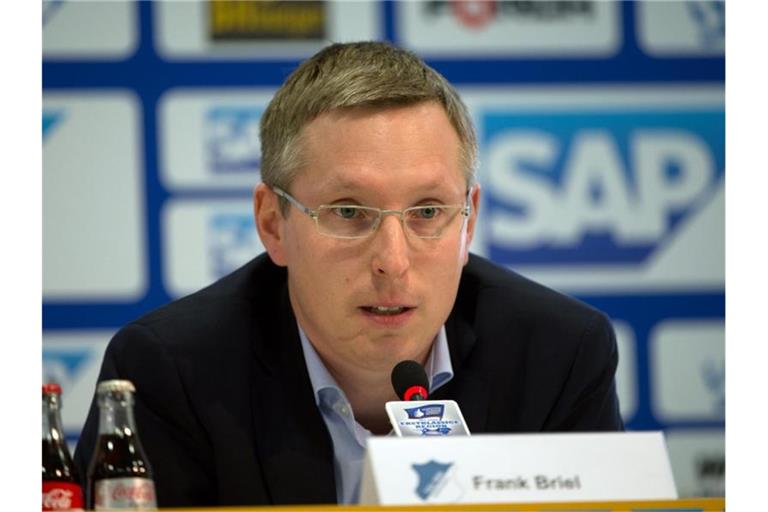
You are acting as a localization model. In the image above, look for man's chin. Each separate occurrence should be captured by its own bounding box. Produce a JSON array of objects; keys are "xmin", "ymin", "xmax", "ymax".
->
[{"xmin": 363, "ymin": 339, "xmax": 431, "ymax": 368}]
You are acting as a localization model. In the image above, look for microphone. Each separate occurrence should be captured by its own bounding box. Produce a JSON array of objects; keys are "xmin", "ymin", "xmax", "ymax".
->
[
  {"xmin": 386, "ymin": 360, "xmax": 471, "ymax": 437},
  {"xmin": 391, "ymin": 360, "xmax": 429, "ymax": 401}
]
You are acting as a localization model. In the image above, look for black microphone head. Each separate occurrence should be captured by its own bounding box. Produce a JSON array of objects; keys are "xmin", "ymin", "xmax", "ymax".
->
[{"xmin": 391, "ymin": 360, "xmax": 429, "ymax": 401}]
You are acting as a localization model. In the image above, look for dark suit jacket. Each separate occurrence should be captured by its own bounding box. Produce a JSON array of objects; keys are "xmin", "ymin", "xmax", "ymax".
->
[{"xmin": 73, "ymin": 253, "xmax": 623, "ymax": 508}]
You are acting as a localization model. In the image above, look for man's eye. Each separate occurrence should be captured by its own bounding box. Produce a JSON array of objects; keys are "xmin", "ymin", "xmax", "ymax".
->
[
  {"xmin": 417, "ymin": 207, "xmax": 439, "ymax": 219},
  {"xmin": 333, "ymin": 207, "xmax": 360, "ymax": 219}
]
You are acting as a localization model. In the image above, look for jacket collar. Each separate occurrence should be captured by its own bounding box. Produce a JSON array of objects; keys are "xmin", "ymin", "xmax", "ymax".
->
[
  {"xmin": 432, "ymin": 264, "xmax": 491, "ymax": 433},
  {"xmin": 249, "ymin": 279, "xmax": 337, "ymax": 504}
]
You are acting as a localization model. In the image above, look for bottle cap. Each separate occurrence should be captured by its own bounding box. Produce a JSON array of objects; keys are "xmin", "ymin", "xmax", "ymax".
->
[
  {"xmin": 96, "ymin": 379, "xmax": 136, "ymax": 394},
  {"xmin": 42, "ymin": 383, "xmax": 62, "ymax": 395}
]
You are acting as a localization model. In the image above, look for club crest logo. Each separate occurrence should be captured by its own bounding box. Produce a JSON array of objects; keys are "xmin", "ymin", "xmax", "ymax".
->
[{"xmin": 411, "ymin": 460, "xmax": 464, "ymax": 502}]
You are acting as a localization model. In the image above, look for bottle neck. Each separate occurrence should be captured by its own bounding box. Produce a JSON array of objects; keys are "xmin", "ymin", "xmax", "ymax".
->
[
  {"xmin": 97, "ymin": 390, "xmax": 138, "ymax": 437},
  {"xmin": 43, "ymin": 393, "xmax": 65, "ymax": 444}
]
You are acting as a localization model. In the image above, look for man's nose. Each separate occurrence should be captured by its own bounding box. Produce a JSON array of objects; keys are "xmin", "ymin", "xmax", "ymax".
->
[{"xmin": 370, "ymin": 213, "xmax": 411, "ymax": 278}]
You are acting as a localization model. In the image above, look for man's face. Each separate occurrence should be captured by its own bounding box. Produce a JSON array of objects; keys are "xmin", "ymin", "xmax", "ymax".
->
[{"xmin": 257, "ymin": 102, "xmax": 479, "ymax": 376}]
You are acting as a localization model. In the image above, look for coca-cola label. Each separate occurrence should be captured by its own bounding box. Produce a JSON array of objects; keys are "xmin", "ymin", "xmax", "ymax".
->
[
  {"xmin": 42, "ymin": 481, "xmax": 84, "ymax": 510},
  {"xmin": 94, "ymin": 478, "xmax": 156, "ymax": 510}
]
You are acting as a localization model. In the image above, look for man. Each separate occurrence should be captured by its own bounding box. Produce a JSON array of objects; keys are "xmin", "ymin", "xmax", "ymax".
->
[{"xmin": 74, "ymin": 41, "xmax": 623, "ymax": 508}]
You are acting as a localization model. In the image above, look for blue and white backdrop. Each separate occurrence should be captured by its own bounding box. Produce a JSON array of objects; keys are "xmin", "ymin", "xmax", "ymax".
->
[{"xmin": 42, "ymin": 0, "xmax": 725, "ymax": 497}]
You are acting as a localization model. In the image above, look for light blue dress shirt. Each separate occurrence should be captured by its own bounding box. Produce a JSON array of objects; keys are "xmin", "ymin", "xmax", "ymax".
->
[{"xmin": 298, "ymin": 325, "xmax": 454, "ymax": 504}]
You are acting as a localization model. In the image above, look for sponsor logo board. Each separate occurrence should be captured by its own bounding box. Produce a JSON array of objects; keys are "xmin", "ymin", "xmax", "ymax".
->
[
  {"xmin": 209, "ymin": 0, "xmax": 327, "ymax": 41},
  {"xmin": 159, "ymin": 89, "xmax": 275, "ymax": 190},
  {"xmin": 636, "ymin": 0, "xmax": 725, "ymax": 57},
  {"xmin": 43, "ymin": 0, "xmax": 137, "ymax": 59},
  {"xmin": 397, "ymin": 0, "xmax": 620, "ymax": 57},
  {"xmin": 650, "ymin": 320, "xmax": 724, "ymax": 422},
  {"xmin": 155, "ymin": 1, "xmax": 379, "ymax": 59},
  {"xmin": 162, "ymin": 199, "xmax": 264, "ymax": 297},
  {"xmin": 462, "ymin": 87, "xmax": 724, "ymax": 293},
  {"xmin": 43, "ymin": 93, "xmax": 146, "ymax": 300}
]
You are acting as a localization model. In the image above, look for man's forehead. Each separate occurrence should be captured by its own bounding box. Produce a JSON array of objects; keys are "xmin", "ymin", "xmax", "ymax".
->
[
  {"xmin": 313, "ymin": 101, "xmax": 443, "ymax": 123},
  {"xmin": 318, "ymin": 173, "xmax": 463, "ymax": 195},
  {"xmin": 291, "ymin": 102, "xmax": 466, "ymax": 197},
  {"xmin": 286, "ymin": 165, "xmax": 467, "ymax": 204}
]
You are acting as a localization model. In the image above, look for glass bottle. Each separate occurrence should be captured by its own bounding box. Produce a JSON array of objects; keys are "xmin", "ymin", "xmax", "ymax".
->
[
  {"xmin": 43, "ymin": 383, "xmax": 84, "ymax": 511},
  {"xmin": 86, "ymin": 380, "xmax": 156, "ymax": 510}
]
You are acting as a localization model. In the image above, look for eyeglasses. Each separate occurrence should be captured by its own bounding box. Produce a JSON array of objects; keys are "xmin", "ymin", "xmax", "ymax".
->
[{"xmin": 273, "ymin": 186, "xmax": 471, "ymax": 240}]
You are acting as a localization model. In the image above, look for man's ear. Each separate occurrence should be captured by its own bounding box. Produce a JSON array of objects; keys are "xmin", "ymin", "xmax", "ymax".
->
[
  {"xmin": 461, "ymin": 183, "xmax": 481, "ymax": 265},
  {"xmin": 254, "ymin": 183, "xmax": 288, "ymax": 267}
]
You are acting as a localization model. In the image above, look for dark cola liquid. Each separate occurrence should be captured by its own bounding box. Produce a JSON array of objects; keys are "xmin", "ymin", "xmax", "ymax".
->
[
  {"xmin": 88, "ymin": 433, "xmax": 153, "ymax": 506},
  {"xmin": 43, "ymin": 439, "xmax": 83, "ymax": 510},
  {"xmin": 42, "ymin": 439, "xmax": 79, "ymax": 483}
]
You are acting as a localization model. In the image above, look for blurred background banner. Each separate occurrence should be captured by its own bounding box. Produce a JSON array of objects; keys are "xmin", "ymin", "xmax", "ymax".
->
[{"xmin": 42, "ymin": 0, "xmax": 724, "ymax": 498}]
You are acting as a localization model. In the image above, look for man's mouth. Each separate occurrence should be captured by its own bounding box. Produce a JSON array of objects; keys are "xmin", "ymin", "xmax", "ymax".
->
[{"xmin": 361, "ymin": 306, "xmax": 413, "ymax": 316}]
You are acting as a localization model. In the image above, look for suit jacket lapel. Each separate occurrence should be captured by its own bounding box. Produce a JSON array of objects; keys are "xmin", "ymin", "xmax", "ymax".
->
[
  {"xmin": 250, "ymin": 282, "xmax": 337, "ymax": 504},
  {"xmin": 433, "ymin": 297, "xmax": 491, "ymax": 434}
]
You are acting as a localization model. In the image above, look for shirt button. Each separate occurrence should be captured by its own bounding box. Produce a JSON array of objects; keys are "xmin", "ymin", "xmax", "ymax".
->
[{"xmin": 339, "ymin": 404, "xmax": 350, "ymax": 417}]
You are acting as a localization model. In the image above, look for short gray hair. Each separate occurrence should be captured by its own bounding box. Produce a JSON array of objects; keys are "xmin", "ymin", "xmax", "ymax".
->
[{"xmin": 259, "ymin": 41, "xmax": 477, "ymax": 203}]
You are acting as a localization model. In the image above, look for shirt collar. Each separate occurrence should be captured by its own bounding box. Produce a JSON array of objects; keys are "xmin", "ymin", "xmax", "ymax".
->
[
  {"xmin": 298, "ymin": 324, "xmax": 455, "ymax": 406},
  {"xmin": 424, "ymin": 326, "xmax": 454, "ymax": 393}
]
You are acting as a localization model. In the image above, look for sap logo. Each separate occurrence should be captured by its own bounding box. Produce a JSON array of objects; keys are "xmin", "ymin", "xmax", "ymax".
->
[
  {"xmin": 43, "ymin": 110, "xmax": 64, "ymax": 140},
  {"xmin": 208, "ymin": 212, "xmax": 263, "ymax": 278},
  {"xmin": 482, "ymin": 110, "xmax": 724, "ymax": 264},
  {"xmin": 43, "ymin": 0, "xmax": 66, "ymax": 26},
  {"xmin": 42, "ymin": 348, "xmax": 92, "ymax": 392},
  {"xmin": 686, "ymin": 1, "xmax": 725, "ymax": 49},
  {"xmin": 205, "ymin": 106, "xmax": 262, "ymax": 174}
]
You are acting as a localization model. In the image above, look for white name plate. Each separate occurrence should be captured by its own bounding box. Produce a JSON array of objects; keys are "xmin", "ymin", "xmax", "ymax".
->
[{"xmin": 360, "ymin": 432, "xmax": 677, "ymax": 505}]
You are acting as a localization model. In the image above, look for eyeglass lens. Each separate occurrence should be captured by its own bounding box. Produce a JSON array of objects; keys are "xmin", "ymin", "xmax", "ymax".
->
[{"xmin": 316, "ymin": 205, "xmax": 463, "ymax": 239}]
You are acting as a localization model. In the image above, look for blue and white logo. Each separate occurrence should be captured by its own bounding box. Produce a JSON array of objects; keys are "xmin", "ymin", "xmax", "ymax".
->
[
  {"xmin": 412, "ymin": 460, "xmax": 454, "ymax": 501},
  {"xmin": 701, "ymin": 359, "xmax": 725, "ymax": 415},
  {"xmin": 205, "ymin": 106, "xmax": 262, "ymax": 174},
  {"xmin": 404, "ymin": 404, "xmax": 445, "ymax": 420},
  {"xmin": 686, "ymin": 1, "xmax": 725, "ymax": 49},
  {"xmin": 401, "ymin": 404, "xmax": 455, "ymax": 435},
  {"xmin": 208, "ymin": 212, "xmax": 261, "ymax": 279},
  {"xmin": 43, "ymin": 110, "xmax": 64, "ymax": 140},
  {"xmin": 481, "ymin": 109, "xmax": 724, "ymax": 266},
  {"xmin": 42, "ymin": 348, "xmax": 92, "ymax": 390},
  {"xmin": 42, "ymin": 0, "xmax": 66, "ymax": 26}
]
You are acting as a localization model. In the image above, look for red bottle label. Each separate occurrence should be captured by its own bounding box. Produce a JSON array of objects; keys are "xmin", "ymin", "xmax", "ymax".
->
[
  {"xmin": 94, "ymin": 478, "xmax": 156, "ymax": 510},
  {"xmin": 42, "ymin": 481, "xmax": 84, "ymax": 510}
]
